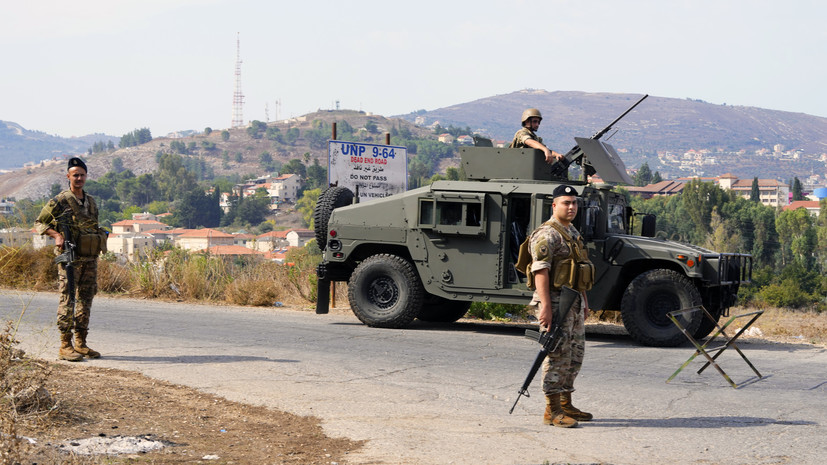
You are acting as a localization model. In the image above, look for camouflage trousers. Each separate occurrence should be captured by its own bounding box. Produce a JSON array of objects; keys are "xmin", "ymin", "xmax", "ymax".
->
[
  {"xmin": 57, "ymin": 259, "xmax": 98, "ymax": 334},
  {"xmin": 536, "ymin": 293, "xmax": 585, "ymax": 395}
]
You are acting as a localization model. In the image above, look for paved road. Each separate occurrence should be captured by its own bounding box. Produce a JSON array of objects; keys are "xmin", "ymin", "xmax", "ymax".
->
[{"xmin": 2, "ymin": 290, "xmax": 825, "ymax": 465}]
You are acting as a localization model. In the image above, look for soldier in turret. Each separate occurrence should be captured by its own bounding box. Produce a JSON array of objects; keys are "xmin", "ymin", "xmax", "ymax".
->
[{"xmin": 509, "ymin": 108, "xmax": 564, "ymax": 163}]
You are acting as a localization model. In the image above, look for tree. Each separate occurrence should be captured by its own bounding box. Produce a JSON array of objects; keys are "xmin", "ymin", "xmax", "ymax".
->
[
  {"xmin": 119, "ymin": 128, "xmax": 152, "ymax": 148},
  {"xmin": 680, "ymin": 179, "xmax": 729, "ymax": 243},
  {"xmin": 235, "ymin": 189, "xmax": 270, "ymax": 225},
  {"xmin": 296, "ymin": 188, "xmax": 321, "ymax": 228},
  {"xmin": 259, "ymin": 152, "xmax": 273, "ymax": 170},
  {"xmin": 221, "ymin": 130, "xmax": 230, "ymax": 142},
  {"xmin": 651, "ymin": 171, "xmax": 663, "ymax": 184},
  {"xmin": 247, "ymin": 120, "xmax": 266, "ymax": 139},
  {"xmin": 750, "ymin": 177, "xmax": 760, "ymax": 202},
  {"xmin": 776, "ymin": 207, "xmax": 816, "ymax": 269},
  {"xmin": 204, "ymin": 127, "xmax": 212, "ymax": 135},
  {"xmin": 281, "ymin": 159, "xmax": 306, "ymax": 178},
  {"xmin": 792, "ymin": 177, "xmax": 805, "ymax": 201},
  {"xmin": 305, "ymin": 159, "xmax": 327, "ymax": 191},
  {"xmin": 634, "ymin": 162, "xmax": 652, "ymax": 187}
]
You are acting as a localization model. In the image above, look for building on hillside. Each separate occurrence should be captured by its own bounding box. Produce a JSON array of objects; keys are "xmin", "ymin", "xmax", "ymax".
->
[
  {"xmin": 0, "ymin": 227, "xmax": 35, "ymax": 248},
  {"xmin": 111, "ymin": 219, "xmax": 170, "ymax": 235},
  {"xmin": 174, "ymin": 228, "xmax": 235, "ymax": 251},
  {"xmin": 233, "ymin": 233, "xmax": 256, "ymax": 248},
  {"xmin": 624, "ymin": 181, "xmax": 686, "ymax": 199},
  {"xmin": 202, "ymin": 244, "xmax": 265, "ymax": 258},
  {"xmin": 456, "ymin": 135, "xmax": 473, "ymax": 146},
  {"xmin": 253, "ymin": 230, "xmax": 290, "ymax": 252},
  {"xmin": 717, "ymin": 174, "xmax": 790, "ymax": 207},
  {"xmin": 783, "ymin": 200, "xmax": 821, "ymax": 218},
  {"xmin": 0, "ymin": 199, "xmax": 14, "ymax": 216},
  {"xmin": 438, "ymin": 133, "xmax": 454, "ymax": 144},
  {"xmin": 286, "ymin": 229, "xmax": 315, "ymax": 247},
  {"xmin": 267, "ymin": 173, "xmax": 302, "ymax": 204},
  {"xmin": 106, "ymin": 233, "xmax": 155, "ymax": 261}
]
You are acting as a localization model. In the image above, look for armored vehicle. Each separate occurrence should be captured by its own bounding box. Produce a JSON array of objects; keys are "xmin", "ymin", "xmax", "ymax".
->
[{"xmin": 313, "ymin": 111, "xmax": 751, "ymax": 347}]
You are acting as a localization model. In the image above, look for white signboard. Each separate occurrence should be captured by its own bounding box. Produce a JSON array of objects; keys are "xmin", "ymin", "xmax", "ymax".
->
[{"xmin": 328, "ymin": 140, "xmax": 408, "ymax": 201}]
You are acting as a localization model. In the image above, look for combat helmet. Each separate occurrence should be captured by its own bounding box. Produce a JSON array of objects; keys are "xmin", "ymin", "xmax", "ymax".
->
[{"xmin": 521, "ymin": 108, "xmax": 542, "ymax": 126}]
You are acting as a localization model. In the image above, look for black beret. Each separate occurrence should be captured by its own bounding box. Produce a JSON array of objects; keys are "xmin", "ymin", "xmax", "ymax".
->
[
  {"xmin": 552, "ymin": 184, "xmax": 578, "ymax": 198},
  {"xmin": 67, "ymin": 157, "xmax": 87, "ymax": 173}
]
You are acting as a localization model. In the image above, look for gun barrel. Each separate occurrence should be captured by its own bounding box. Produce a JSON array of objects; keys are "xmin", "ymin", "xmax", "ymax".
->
[{"xmin": 592, "ymin": 94, "xmax": 648, "ymax": 140}]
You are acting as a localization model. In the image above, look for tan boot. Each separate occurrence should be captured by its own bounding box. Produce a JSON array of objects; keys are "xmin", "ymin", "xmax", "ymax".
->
[
  {"xmin": 59, "ymin": 332, "xmax": 83, "ymax": 362},
  {"xmin": 73, "ymin": 330, "xmax": 101, "ymax": 359},
  {"xmin": 561, "ymin": 391, "xmax": 593, "ymax": 421},
  {"xmin": 543, "ymin": 393, "xmax": 579, "ymax": 428}
]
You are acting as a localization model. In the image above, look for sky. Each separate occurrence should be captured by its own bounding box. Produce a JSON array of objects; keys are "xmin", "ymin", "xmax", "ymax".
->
[{"xmin": 2, "ymin": 0, "xmax": 825, "ymax": 138}]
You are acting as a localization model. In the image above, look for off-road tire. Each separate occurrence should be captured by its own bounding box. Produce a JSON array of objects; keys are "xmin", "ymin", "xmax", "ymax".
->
[
  {"xmin": 620, "ymin": 269, "xmax": 702, "ymax": 347},
  {"xmin": 693, "ymin": 304, "xmax": 723, "ymax": 340},
  {"xmin": 313, "ymin": 187, "xmax": 354, "ymax": 250},
  {"xmin": 348, "ymin": 254, "xmax": 424, "ymax": 328},
  {"xmin": 417, "ymin": 294, "xmax": 472, "ymax": 323}
]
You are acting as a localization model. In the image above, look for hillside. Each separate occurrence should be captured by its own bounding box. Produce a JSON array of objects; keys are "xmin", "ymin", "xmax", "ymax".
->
[
  {"xmin": 0, "ymin": 111, "xmax": 433, "ymax": 201},
  {"xmin": 0, "ymin": 121, "xmax": 117, "ymax": 170},
  {"xmin": 3, "ymin": 90, "xmax": 827, "ymax": 201},
  {"xmin": 397, "ymin": 89, "xmax": 827, "ymax": 179}
]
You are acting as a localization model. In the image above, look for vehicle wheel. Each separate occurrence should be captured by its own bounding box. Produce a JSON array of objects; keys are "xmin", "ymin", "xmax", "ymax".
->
[
  {"xmin": 348, "ymin": 254, "xmax": 424, "ymax": 328},
  {"xmin": 418, "ymin": 294, "xmax": 472, "ymax": 323},
  {"xmin": 692, "ymin": 305, "xmax": 723, "ymax": 340},
  {"xmin": 620, "ymin": 269, "xmax": 702, "ymax": 347},
  {"xmin": 313, "ymin": 186, "xmax": 354, "ymax": 250}
]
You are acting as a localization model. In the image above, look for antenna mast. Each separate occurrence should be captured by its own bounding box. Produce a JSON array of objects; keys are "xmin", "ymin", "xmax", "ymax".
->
[{"xmin": 232, "ymin": 33, "xmax": 245, "ymax": 128}]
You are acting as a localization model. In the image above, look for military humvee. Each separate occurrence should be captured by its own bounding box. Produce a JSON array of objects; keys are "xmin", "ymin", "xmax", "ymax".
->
[{"xmin": 313, "ymin": 130, "xmax": 751, "ymax": 347}]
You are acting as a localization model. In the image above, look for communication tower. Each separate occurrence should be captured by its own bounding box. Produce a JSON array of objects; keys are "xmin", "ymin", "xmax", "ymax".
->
[{"xmin": 232, "ymin": 33, "xmax": 245, "ymax": 128}]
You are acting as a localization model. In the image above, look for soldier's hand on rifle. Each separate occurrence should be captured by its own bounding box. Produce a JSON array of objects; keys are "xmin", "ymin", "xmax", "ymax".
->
[
  {"xmin": 46, "ymin": 228, "xmax": 64, "ymax": 249},
  {"xmin": 534, "ymin": 269, "xmax": 553, "ymax": 331}
]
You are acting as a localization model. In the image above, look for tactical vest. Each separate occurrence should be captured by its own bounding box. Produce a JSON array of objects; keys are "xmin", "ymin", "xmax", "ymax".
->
[
  {"xmin": 516, "ymin": 220, "xmax": 594, "ymax": 292},
  {"xmin": 54, "ymin": 191, "xmax": 107, "ymax": 257}
]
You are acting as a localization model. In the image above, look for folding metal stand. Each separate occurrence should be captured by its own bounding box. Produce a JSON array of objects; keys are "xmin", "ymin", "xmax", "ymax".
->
[{"xmin": 666, "ymin": 306, "xmax": 764, "ymax": 388}]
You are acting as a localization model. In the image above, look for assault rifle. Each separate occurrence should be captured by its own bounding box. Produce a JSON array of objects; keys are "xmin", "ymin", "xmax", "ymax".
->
[
  {"xmin": 53, "ymin": 218, "xmax": 77, "ymax": 310},
  {"xmin": 549, "ymin": 94, "xmax": 648, "ymax": 178},
  {"xmin": 509, "ymin": 285, "xmax": 580, "ymax": 414}
]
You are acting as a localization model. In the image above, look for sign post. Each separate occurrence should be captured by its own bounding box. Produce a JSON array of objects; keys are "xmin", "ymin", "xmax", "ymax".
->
[{"xmin": 328, "ymin": 140, "xmax": 407, "ymax": 203}]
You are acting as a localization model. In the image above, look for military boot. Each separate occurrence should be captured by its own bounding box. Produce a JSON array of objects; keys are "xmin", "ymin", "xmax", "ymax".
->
[
  {"xmin": 73, "ymin": 330, "xmax": 101, "ymax": 359},
  {"xmin": 59, "ymin": 332, "xmax": 83, "ymax": 362},
  {"xmin": 543, "ymin": 393, "xmax": 579, "ymax": 428},
  {"xmin": 561, "ymin": 391, "xmax": 593, "ymax": 421}
]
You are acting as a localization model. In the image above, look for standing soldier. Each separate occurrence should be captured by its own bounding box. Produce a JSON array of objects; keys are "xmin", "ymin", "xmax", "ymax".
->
[
  {"xmin": 509, "ymin": 108, "xmax": 564, "ymax": 163},
  {"xmin": 35, "ymin": 157, "xmax": 107, "ymax": 361},
  {"xmin": 526, "ymin": 184, "xmax": 595, "ymax": 427}
]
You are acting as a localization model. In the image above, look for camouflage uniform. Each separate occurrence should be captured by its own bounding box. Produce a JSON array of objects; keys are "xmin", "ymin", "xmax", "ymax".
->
[
  {"xmin": 509, "ymin": 127, "xmax": 543, "ymax": 148},
  {"xmin": 528, "ymin": 217, "xmax": 586, "ymax": 395},
  {"xmin": 34, "ymin": 190, "xmax": 101, "ymax": 334}
]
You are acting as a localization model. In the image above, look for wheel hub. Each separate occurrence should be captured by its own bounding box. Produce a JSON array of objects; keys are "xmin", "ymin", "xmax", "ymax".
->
[
  {"xmin": 645, "ymin": 291, "xmax": 680, "ymax": 327},
  {"xmin": 368, "ymin": 277, "xmax": 399, "ymax": 309}
]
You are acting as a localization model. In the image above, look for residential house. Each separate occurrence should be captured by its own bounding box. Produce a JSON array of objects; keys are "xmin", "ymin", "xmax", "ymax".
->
[
  {"xmin": 456, "ymin": 135, "xmax": 473, "ymax": 146},
  {"xmin": 106, "ymin": 233, "xmax": 156, "ymax": 261},
  {"xmin": 0, "ymin": 227, "xmax": 35, "ymax": 248},
  {"xmin": 286, "ymin": 229, "xmax": 315, "ymax": 247},
  {"xmin": 253, "ymin": 230, "xmax": 290, "ymax": 252},
  {"xmin": 624, "ymin": 180, "xmax": 686, "ymax": 199},
  {"xmin": 111, "ymin": 219, "xmax": 170, "ymax": 235},
  {"xmin": 267, "ymin": 173, "xmax": 302, "ymax": 203},
  {"xmin": 783, "ymin": 200, "xmax": 821, "ymax": 218},
  {"xmin": 175, "ymin": 228, "xmax": 235, "ymax": 251},
  {"xmin": 438, "ymin": 133, "xmax": 454, "ymax": 144}
]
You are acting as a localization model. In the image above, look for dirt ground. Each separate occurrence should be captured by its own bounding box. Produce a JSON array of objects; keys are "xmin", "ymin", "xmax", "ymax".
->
[{"xmin": 12, "ymin": 362, "xmax": 363, "ymax": 464}]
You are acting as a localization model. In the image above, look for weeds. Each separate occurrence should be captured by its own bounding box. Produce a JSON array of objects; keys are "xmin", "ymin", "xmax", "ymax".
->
[
  {"xmin": 1, "ymin": 320, "xmax": 54, "ymax": 464},
  {"xmin": 0, "ymin": 244, "xmax": 323, "ymax": 308}
]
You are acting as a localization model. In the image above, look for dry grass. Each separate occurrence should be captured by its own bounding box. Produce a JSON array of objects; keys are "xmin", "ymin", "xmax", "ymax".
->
[{"xmin": 0, "ymin": 245, "xmax": 322, "ymax": 308}]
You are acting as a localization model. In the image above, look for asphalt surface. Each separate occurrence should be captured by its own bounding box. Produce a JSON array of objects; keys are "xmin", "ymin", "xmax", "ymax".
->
[{"xmin": 2, "ymin": 290, "xmax": 825, "ymax": 465}]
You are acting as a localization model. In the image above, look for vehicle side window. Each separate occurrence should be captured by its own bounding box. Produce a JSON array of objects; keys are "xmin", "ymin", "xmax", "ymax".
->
[
  {"xmin": 607, "ymin": 203, "xmax": 626, "ymax": 234},
  {"xmin": 420, "ymin": 193, "xmax": 486, "ymax": 236}
]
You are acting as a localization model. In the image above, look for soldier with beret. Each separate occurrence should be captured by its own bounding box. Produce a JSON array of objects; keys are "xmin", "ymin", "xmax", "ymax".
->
[
  {"xmin": 526, "ymin": 184, "xmax": 594, "ymax": 427},
  {"xmin": 34, "ymin": 157, "xmax": 107, "ymax": 361},
  {"xmin": 509, "ymin": 108, "xmax": 564, "ymax": 163}
]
